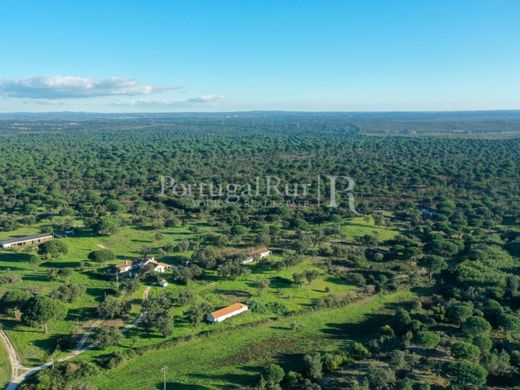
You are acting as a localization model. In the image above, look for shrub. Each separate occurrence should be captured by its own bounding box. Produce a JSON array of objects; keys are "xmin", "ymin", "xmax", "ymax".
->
[
  {"xmin": 414, "ymin": 331, "xmax": 440, "ymax": 348},
  {"xmin": 451, "ymin": 341, "xmax": 481, "ymax": 360},
  {"xmin": 50, "ymin": 283, "xmax": 86, "ymax": 303},
  {"xmin": 266, "ymin": 302, "xmax": 289, "ymax": 315},
  {"xmin": 463, "ymin": 316, "xmax": 492, "ymax": 337},
  {"xmin": 349, "ymin": 342, "xmax": 370, "ymax": 359},
  {"xmin": 92, "ymin": 326, "xmax": 122, "ymax": 348},
  {"xmin": 303, "ymin": 354, "xmax": 323, "ymax": 380},
  {"xmin": 246, "ymin": 299, "xmax": 269, "ymax": 314},
  {"xmin": 472, "ymin": 335, "xmax": 493, "ymax": 354},
  {"xmin": 263, "ymin": 364, "xmax": 285, "ymax": 387},
  {"xmin": 87, "ymin": 249, "xmax": 115, "ymax": 263},
  {"xmin": 444, "ymin": 360, "xmax": 488, "ymax": 387},
  {"xmin": 285, "ymin": 370, "xmax": 303, "ymax": 387},
  {"xmin": 446, "ymin": 303, "xmax": 473, "ymax": 325},
  {"xmin": 37, "ymin": 240, "xmax": 68, "ymax": 259},
  {"xmin": 366, "ymin": 365, "xmax": 396, "ymax": 389},
  {"xmin": 27, "ymin": 361, "xmax": 98, "ymax": 389},
  {"xmin": 322, "ymin": 352, "xmax": 346, "ymax": 371}
]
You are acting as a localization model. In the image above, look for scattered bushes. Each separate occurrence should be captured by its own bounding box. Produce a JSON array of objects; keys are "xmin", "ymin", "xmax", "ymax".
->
[{"xmin": 50, "ymin": 283, "xmax": 86, "ymax": 303}]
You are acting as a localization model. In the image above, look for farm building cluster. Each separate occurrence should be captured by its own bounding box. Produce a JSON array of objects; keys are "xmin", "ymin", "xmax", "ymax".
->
[
  {"xmin": 0, "ymin": 233, "xmax": 268, "ymax": 323},
  {"xmin": 115, "ymin": 257, "xmax": 172, "ymax": 276}
]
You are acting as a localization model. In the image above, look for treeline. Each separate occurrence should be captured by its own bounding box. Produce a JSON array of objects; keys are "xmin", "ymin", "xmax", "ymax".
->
[{"xmin": 0, "ymin": 121, "xmax": 518, "ymax": 231}]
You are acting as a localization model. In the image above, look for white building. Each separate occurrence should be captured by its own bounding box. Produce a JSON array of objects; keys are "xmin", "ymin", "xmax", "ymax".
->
[
  {"xmin": 159, "ymin": 279, "xmax": 168, "ymax": 287},
  {"xmin": 206, "ymin": 303, "xmax": 249, "ymax": 323},
  {"xmin": 115, "ymin": 257, "xmax": 172, "ymax": 275},
  {"xmin": 241, "ymin": 247, "xmax": 272, "ymax": 264},
  {"xmin": 115, "ymin": 260, "xmax": 134, "ymax": 274},
  {"xmin": 0, "ymin": 233, "xmax": 54, "ymax": 249},
  {"xmin": 151, "ymin": 261, "xmax": 171, "ymax": 273}
]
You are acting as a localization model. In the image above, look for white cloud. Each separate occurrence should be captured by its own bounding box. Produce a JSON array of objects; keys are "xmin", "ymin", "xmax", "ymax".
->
[
  {"xmin": 0, "ymin": 75, "xmax": 169, "ymax": 99},
  {"xmin": 185, "ymin": 95, "xmax": 225, "ymax": 103},
  {"xmin": 113, "ymin": 95, "xmax": 225, "ymax": 107}
]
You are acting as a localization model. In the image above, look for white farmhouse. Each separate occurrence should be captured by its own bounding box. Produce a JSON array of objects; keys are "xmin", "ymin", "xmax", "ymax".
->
[
  {"xmin": 206, "ymin": 303, "xmax": 249, "ymax": 323},
  {"xmin": 114, "ymin": 257, "xmax": 172, "ymax": 275},
  {"xmin": 241, "ymin": 247, "xmax": 272, "ymax": 264},
  {"xmin": 115, "ymin": 260, "xmax": 134, "ymax": 274},
  {"xmin": 151, "ymin": 261, "xmax": 172, "ymax": 273}
]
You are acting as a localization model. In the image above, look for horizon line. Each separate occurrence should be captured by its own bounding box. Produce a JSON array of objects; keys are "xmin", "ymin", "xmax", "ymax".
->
[{"xmin": 1, "ymin": 108, "xmax": 520, "ymax": 115}]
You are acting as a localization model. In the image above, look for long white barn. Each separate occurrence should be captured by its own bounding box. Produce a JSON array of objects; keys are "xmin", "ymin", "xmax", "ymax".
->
[
  {"xmin": 0, "ymin": 233, "xmax": 53, "ymax": 249},
  {"xmin": 206, "ymin": 303, "xmax": 249, "ymax": 323}
]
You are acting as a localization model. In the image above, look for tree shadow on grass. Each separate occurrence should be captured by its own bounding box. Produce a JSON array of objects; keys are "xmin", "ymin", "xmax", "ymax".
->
[
  {"xmin": 162, "ymin": 231, "xmax": 193, "ymax": 236},
  {"xmin": 0, "ymin": 265, "xmax": 26, "ymax": 271},
  {"xmin": 192, "ymin": 221, "xmax": 214, "ymax": 228},
  {"xmin": 385, "ymin": 301, "xmax": 415, "ymax": 312},
  {"xmin": 85, "ymin": 287, "xmax": 107, "ymax": 301},
  {"xmin": 134, "ymin": 225, "xmax": 158, "ymax": 231},
  {"xmin": 40, "ymin": 261, "xmax": 80, "ymax": 268},
  {"xmin": 409, "ymin": 346, "xmax": 449, "ymax": 359},
  {"xmin": 326, "ymin": 276, "xmax": 352, "ymax": 286},
  {"xmin": 160, "ymin": 255, "xmax": 188, "ymax": 266},
  {"xmin": 311, "ymin": 288, "xmax": 328, "ymax": 293},
  {"xmin": 128, "ymin": 297, "xmax": 143, "ymax": 306},
  {"xmin": 116, "ymin": 254, "xmax": 135, "ymax": 261},
  {"xmin": 172, "ymin": 315, "xmax": 192, "ymax": 327},
  {"xmin": 0, "ymin": 251, "xmax": 33, "ymax": 262},
  {"xmin": 199, "ymin": 273, "xmax": 219, "ymax": 283},
  {"xmin": 73, "ymin": 227, "xmax": 96, "ymax": 238},
  {"xmin": 1, "ymin": 318, "xmax": 29, "ymax": 332},
  {"xmin": 267, "ymin": 276, "xmax": 292, "ymax": 288},
  {"xmin": 131, "ymin": 239, "xmax": 153, "ymax": 244},
  {"xmin": 187, "ymin": 373, "xmax": 256, "ymax": 389},
  {"xmin": 66, "ymin": 306, "xmax": 96, "ymax": 322},
  {"xmin": 213, "ymin": 289, "xmax": 252, "ymax": 300},
  {"xmin": 410, "ymin": 285, "xmax": 434, "ymax": 297},
  {"xmin": 121, "ymin": 326, "xmax": 143, "ymax": 339},
  {"xmin": 33, "ymin": 333, "xmax": 69, "ymax": 353},
  {"xmin": 322, "ymin": 312, "xmax": 395, "ymax": 341},
  {"xmin": 157, "ymin": 382, "xmax": 212, "ymax": 389},
  {"xmin": 276, "ymin": 352, "xmax": 306, "ymax": 372},
  {"xmin": 22, "ymin": 273, "xmax": 49, "ymax": 282}
]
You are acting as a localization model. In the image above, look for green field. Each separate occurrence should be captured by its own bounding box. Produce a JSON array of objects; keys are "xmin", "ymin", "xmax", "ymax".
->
[
  {"xmin": 0, "ymin": 340, "xmax": 9, "ymax": 389},
  {"xmin": 93, "ymin": 291, "xmax": 412, "ymax": 389},
  {"xmin": 1, "ymin": 116, "xmax": 516, "ymax": 390},
  {"xmin": 0, "ymin": 222, "xmax": 195, "ymax": 365},
  {"xmin": 0, "ymin": 216, "xmax": 399, "ymax": 367},
  {"xmin": 341, "ymin": 216, "xmax": 399, "ymax": 242}
]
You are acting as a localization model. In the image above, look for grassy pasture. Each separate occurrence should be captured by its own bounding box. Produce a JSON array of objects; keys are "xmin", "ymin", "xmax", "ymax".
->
[
  {"xmin": 0, "ymin": 215, "xmax": 398, "ymax": 374},
  {"xmin": 0, "ymin": 340, "xmax": 9, "ymax": 389},
  {"xmin": 0, "ymin": 223, "xmax": 195, "ymax": 365},
  {"xmin": 92, "ymin": 291, "xmax": 413, "ymax": 389},
  {"xmin": 341, "ymin": 216, "xmax": 399, "ymax": 242}
]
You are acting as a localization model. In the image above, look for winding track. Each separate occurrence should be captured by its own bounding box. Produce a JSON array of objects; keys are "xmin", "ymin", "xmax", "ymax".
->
[{"xmin": 0, "ymin": 286, "xmax": 151, "ymax": 389}]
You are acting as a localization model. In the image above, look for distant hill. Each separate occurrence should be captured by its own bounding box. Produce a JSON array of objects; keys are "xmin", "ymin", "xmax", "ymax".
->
[
  {"xmin": 2, "ymin": 109, "xmax": 520, "ymax": 121},
  {"xmin": 1, "ymin": 110, "xmax": 520, "ymax": 136}
]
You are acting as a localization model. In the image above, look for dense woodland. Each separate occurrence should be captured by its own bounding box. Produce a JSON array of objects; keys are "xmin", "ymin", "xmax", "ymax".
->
[{"xmin": 0, "ymin": 115, "xmax": 519, "ymax": 389}]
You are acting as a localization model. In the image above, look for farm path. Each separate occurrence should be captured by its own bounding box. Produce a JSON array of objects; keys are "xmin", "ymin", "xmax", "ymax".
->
[{"xmin": 2, "ymin": 286, "xmax": 152, "ymax": 389}]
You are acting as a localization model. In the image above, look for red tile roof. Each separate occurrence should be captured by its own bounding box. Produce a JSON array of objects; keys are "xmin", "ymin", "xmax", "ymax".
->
[
  {"xmin": 209, "ymin": 303, "xmax": 247, "ymax": 319},
  {"xmin": 116, "ymin": 261, "xmax": 132, "ymax": 270}
]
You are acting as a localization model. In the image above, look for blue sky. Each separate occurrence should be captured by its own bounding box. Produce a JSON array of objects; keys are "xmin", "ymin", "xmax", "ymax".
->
[{"xmin": 0, "ymin": 0, "xmax": 519, "ymax": 112}]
